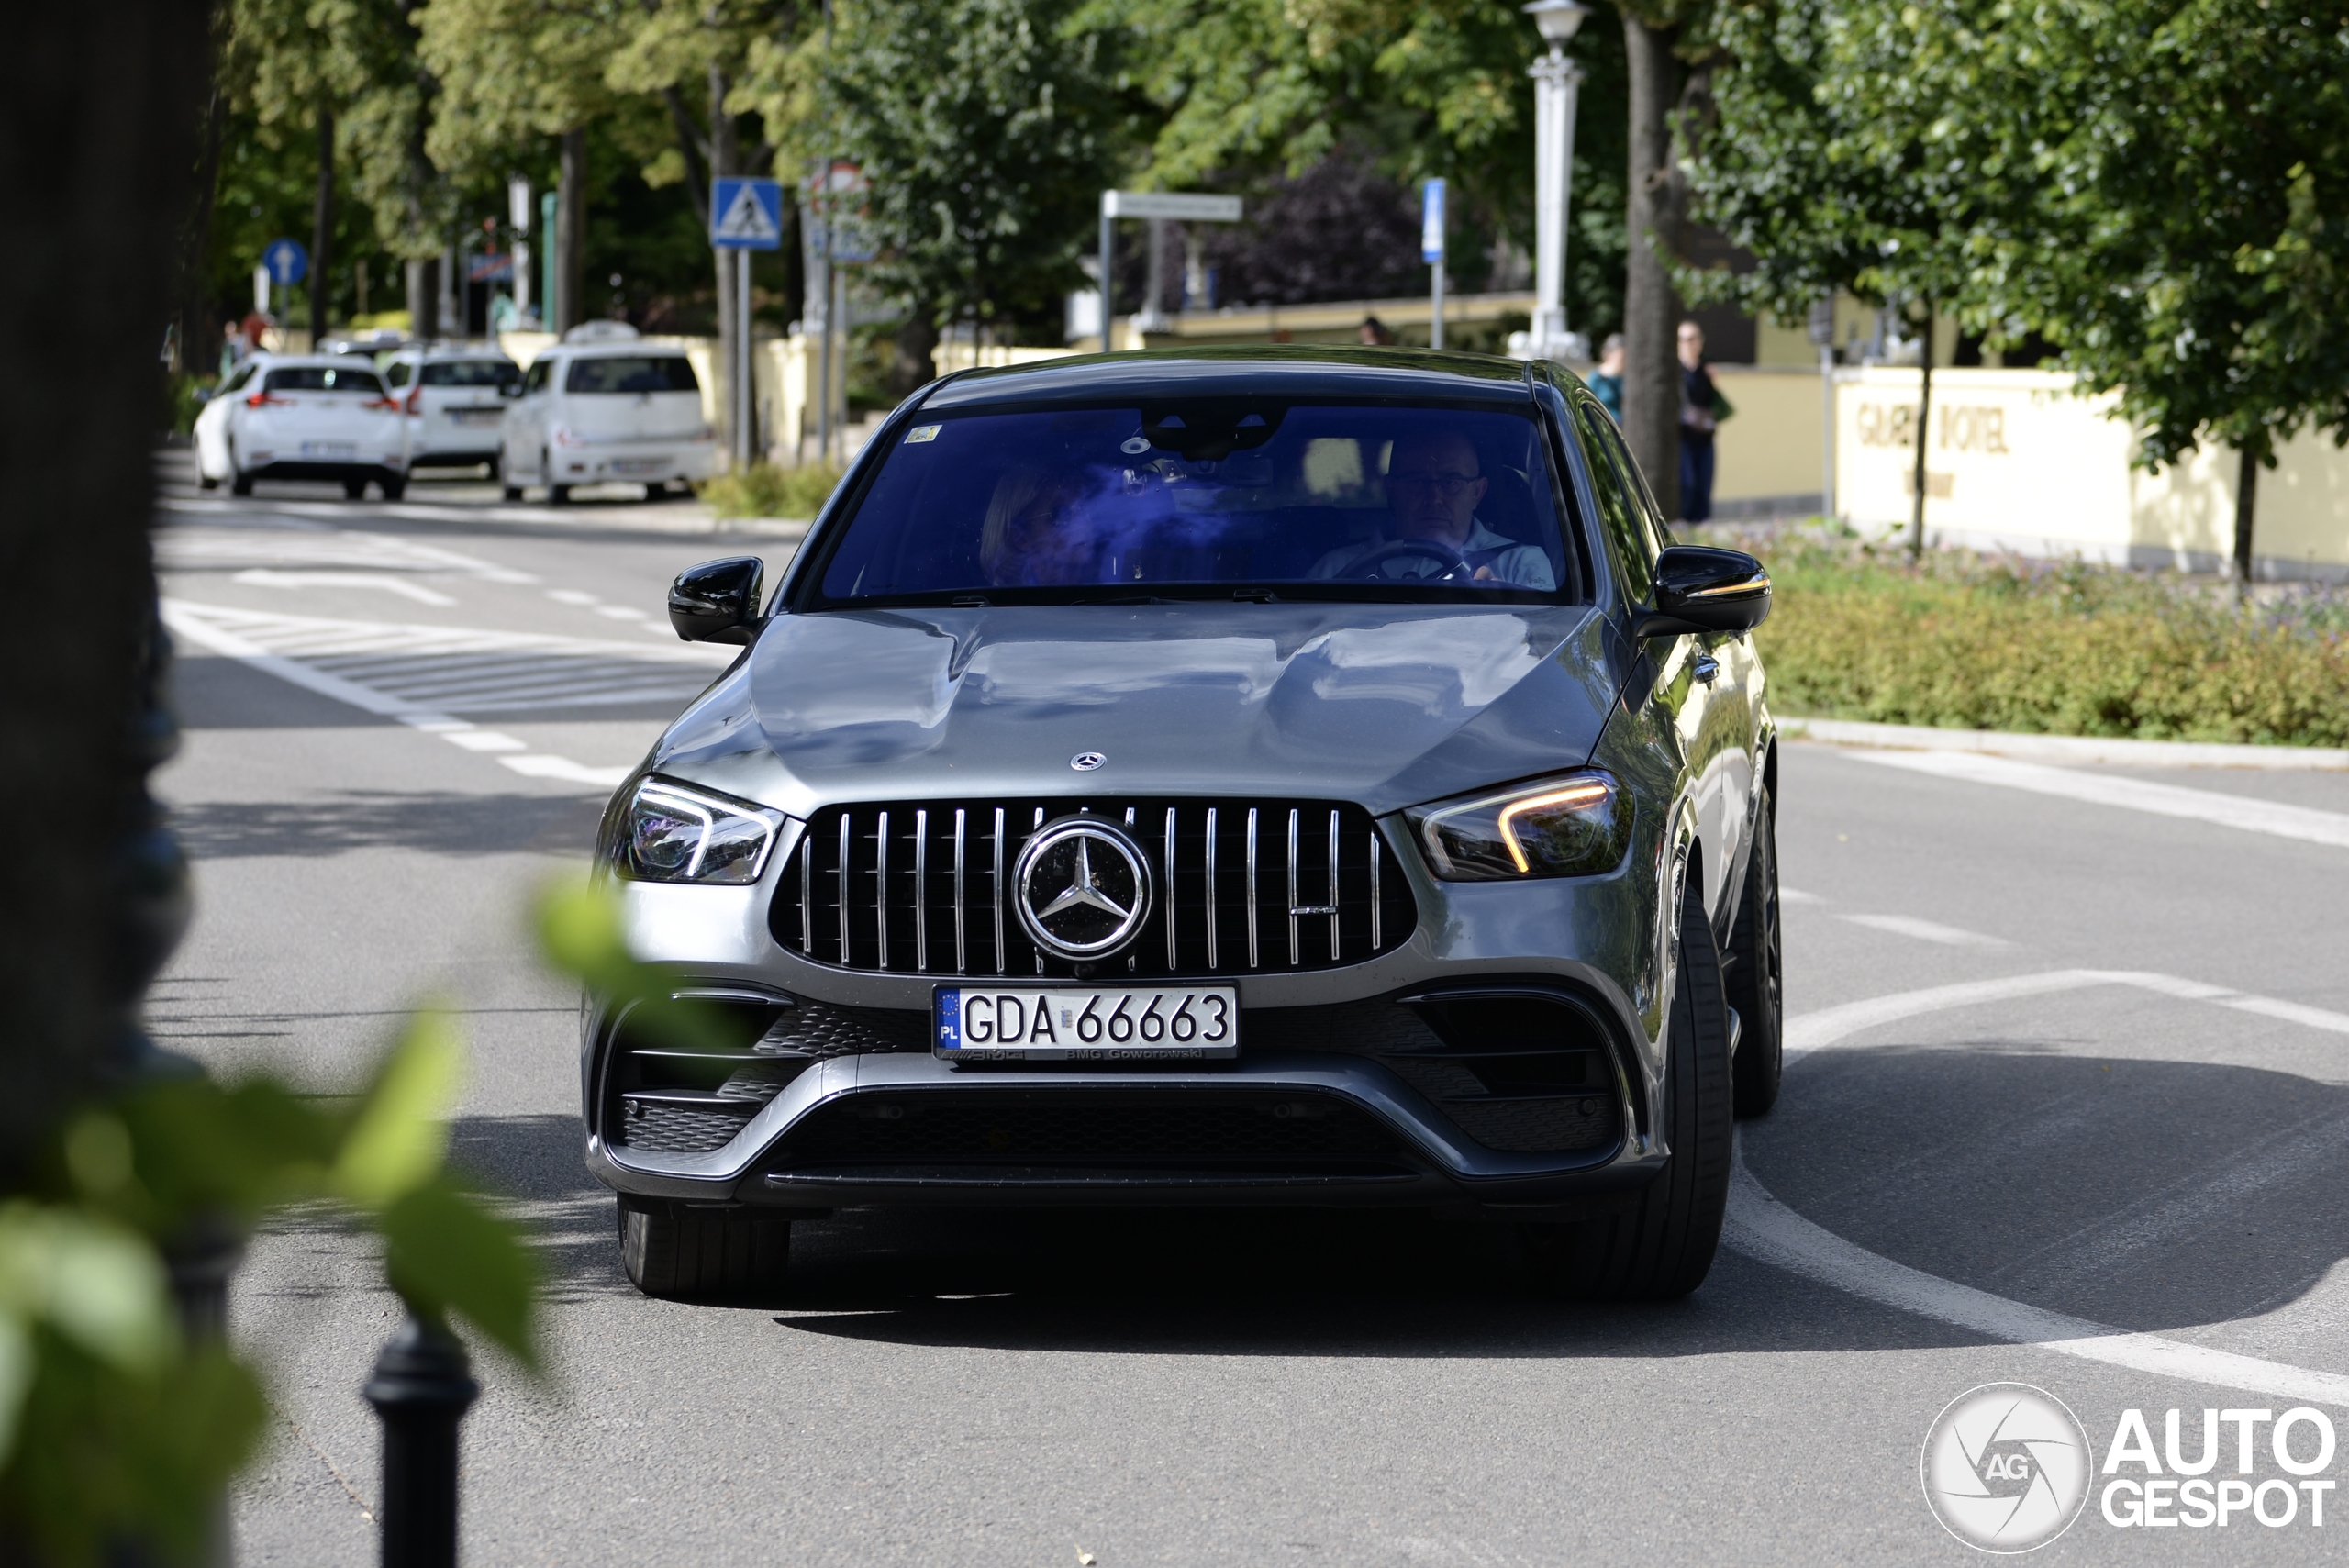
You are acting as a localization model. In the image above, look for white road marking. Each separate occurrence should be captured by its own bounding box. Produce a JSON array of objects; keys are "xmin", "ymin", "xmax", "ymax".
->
[
  {"xmin": 1778, "ymin": 887, "xmax": 1823, "ymax": 905},
  {"xmin": 1738, "ymin": 972, "xmax": 2349, "ymax": 1406},
  {"xmin": 159, "ymin": 520, "xmax": 537, "ymax": 584},
  {"xmin": 1851, "ymin": 748, "xmax": 2349, "ymax": 850},
  {"xmin": 1837, "ymin": 913, "xmax": 2010, "ymax": 948},
  {"xmin": 545, "ymin": 589, "xmax": 600, "ymax": 606},
  {"xmin": 232, "ymin": 569, "xmax": 457, "ymax": 606},
  {"xmin": 161, "ymin": 598, "xmax": 684, "ymax": 793},
  {"xmin": 593, "ymin": 605, "xmax": 648, "ymax": 621}
]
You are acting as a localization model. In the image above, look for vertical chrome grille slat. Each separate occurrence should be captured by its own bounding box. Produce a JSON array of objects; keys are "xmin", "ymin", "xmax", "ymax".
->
[
  {"xmin": 952, "ymin": 809, "xmax": 967, "ymax": 975},
  {"xmin": 799, "ymin": 823, "xmax": 813, "ymax": 955},
  {"xmin": 1245, "ymin": 807, "xmax": 1259, "ymax": 969},
  {"xmin": 1205, "ymin": 807, "xmax": 1219, "ymax": 971},
  {"xmin": 874, "ymin": 809, "xmax": 890, "ymax": 970},
  {"xmin": 836, "ymin": 814, "xmax": 851, "ymax": 965},
  {"xmin": 1286, "ymin": 808, "xmax": 1300, "ymax": 966},
  {"xmin": 1370, "ymin": 829, "xmax": 1383, "ymax": 951},
  {"xmin": 991, "ymin": 807, "xmax": 1006, "ymax": 975},
  {"xmin": 1031, "ymin": 807, "xmax": 1045, "ymax": 975},
  {"xmin": 1163, "ymin": 807, "xmax": 1178, "ymax": 970},
  {"xmin": 913, "ymin": 807, "xmax": 928, "ymax": 973},
  {"xmin": 1327, "ymin": 809, "xmax": 1341, "ymax": 961}
]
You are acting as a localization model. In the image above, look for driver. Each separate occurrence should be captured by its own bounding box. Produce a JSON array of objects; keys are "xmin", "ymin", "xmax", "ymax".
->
[{"xmin": 1308, "ymin": 431, "xmax": 1555, "ymax": 588}]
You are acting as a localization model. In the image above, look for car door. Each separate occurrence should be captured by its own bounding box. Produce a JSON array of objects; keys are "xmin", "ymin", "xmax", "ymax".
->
[{"xmin": 1567, "ymin": 391, "xmax": 1748, "ymax": 925}]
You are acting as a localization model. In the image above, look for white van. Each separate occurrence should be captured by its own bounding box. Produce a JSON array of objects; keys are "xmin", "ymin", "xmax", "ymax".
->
[{"xmin": 500, "ymin": 325, "xmax": 718, "ymax": 502}]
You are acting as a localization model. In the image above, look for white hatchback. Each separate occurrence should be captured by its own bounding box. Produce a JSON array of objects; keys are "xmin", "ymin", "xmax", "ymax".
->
[
  {"xmin": 194, "ymin": 355, "xmax": 408, "ymax": 498},
  {"xmin": 499, "ymin": 327, "xmax": 718, "ymax": 503},
  {"xmin": 383, "ymin": 349, "xmax": 521, "ymax": 477}
]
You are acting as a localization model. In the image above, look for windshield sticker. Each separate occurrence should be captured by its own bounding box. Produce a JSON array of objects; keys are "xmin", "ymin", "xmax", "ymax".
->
[{"xmin": 906, "ymin": 425, "xmax": 941, "ymax": 444}]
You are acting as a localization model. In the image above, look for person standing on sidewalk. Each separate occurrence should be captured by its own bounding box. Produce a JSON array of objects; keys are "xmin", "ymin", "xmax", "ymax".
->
[
  {"xmin": 1589, "ymin": 334, "xmax": 1626, "ymax": 424},
  {"xmin": 1676, "ymin": 319, "xmax": 1731, "ymax": 523}
]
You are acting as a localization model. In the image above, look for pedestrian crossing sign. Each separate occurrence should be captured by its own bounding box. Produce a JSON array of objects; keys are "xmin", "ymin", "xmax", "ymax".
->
[{"xmin": 710, "ymin": 178, "xmax": 784, "ymax": 250}]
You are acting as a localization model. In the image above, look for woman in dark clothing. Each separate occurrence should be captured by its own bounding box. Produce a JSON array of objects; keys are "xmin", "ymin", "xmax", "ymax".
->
[{"xmin": 1677, "ymin": 319, "xmax": 1724, "ymax": 523}]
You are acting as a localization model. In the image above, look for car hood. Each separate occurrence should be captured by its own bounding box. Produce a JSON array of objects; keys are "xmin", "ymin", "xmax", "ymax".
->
[{"xmin": 652, "ymin": 601, "xmax": 1626, "ymax": 818}]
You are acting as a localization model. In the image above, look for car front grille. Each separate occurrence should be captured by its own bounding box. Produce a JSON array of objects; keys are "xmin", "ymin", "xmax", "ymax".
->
[
  {"xmin": 768, "ymin": 797, "xmax": 1417, "ymax": 979},
  {"xmin": 771, "ymin": 1090, "xmax": 1414, "ymax": 1176}
]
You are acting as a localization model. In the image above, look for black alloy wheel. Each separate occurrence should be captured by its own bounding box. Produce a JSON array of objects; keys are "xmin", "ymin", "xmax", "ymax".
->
[
  {"xmin": 617, "ymin": 1195, "xmax": 791, "ymax": 1298},
  {"xmin": 1725, "ymin": 782, "xmax": 1783, "ymax": 1117},
  {"xmin": 1520, "ymin": 880, "xmax": 1734, "ymax": 1300}
]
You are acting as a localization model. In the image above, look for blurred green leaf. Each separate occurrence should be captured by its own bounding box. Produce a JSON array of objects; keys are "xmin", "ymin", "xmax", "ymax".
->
[
  {"xmin": 537, "ymin": 878, "xmax": 723, "ymax": 1050},
  {"xmin": 333, "ymin": 1009, "xmax": 464, "ymax": 1210},
  {"xmin": 381, "ymin": 1184, "xmax": 542, "ymax": 1371},
  {"xmin": 0, "ymin": 1207, "xmax": 173, "ymax": 1376}
]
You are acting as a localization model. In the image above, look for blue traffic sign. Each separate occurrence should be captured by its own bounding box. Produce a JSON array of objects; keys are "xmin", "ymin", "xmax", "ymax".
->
[
  {"xmin": 1420, "ymin": 179, "xmax": 1446, "ymax": 264},
  {"xmin": 263, "ymin": 238, "xmax": 309, "ymax": 286},
  {"xmin": 710, "ymin": 178, "xmax": 784, "ymax": 250}
]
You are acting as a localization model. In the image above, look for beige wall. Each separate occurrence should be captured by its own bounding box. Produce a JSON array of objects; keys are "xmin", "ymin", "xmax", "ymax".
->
[
  {"xmin": 1831, "ymin": 367, "xmax": 2349, "ymax": 579},
  {"xmin": 1710, "ymin": 365, "xmax": 1826, "ymax": 508}
]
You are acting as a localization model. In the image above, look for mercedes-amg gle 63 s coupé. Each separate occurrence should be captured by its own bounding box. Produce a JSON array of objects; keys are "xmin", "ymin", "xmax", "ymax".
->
[{"xmin": 590, "ymin": 348, "xmax": 1782, "ymax": 1301}]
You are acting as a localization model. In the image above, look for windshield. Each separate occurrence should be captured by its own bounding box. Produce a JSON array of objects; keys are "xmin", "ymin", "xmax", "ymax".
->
[
  {"xmin": 810, "ymin": 402, "xmax": 1580, "ymax": 605},
  {"xmin": 264, "ymin": 365, "xmax": 384, "ymax": 395},
  {"xmin": 420, "ymin": 360, "xmax": 520, "ymax": 389},
  {"xmin": 565, "ymin": 356, "xmax": 699, "ymax": 395}
]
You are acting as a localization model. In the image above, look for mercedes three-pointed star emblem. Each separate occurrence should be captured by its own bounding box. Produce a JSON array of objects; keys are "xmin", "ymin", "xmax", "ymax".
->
[{"xmin": 1012, "ymin": 817, "xmax": 1152, "ymax": 960}]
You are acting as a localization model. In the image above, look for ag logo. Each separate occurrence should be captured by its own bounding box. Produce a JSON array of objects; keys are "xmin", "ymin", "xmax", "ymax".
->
[
  {"xmin": 1921, "ymin": 1384, "xmax": 2093, "ymax": 1553},
  {"xmin": 1013, "ymin": 816, "xmax": 1152, "ymax": 960}
]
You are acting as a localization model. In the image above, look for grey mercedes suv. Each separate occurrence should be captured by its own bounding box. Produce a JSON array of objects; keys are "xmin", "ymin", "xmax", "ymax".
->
[{"xmin": 589, "ymin": 347, "xmax": 1781, "ymax": 1302}]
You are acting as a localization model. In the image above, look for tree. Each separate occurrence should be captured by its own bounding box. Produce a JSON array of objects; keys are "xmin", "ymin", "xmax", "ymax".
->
[{"xmin": 766, "ymin": 0, "xmax": 1124, "ymax": 377}]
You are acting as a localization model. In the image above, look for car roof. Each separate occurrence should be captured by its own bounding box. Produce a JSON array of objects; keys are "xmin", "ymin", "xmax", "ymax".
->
[
  {"xmin": 554, "ymin": 341, "xmax": 695, "ymax": 358},
  {"xmin": 253, "ymin": 354, "xmax": 384, "ymax": 371},
  {"xmin": 920, "ymin": 345, "xmax": 1536, "ymax": 411}
]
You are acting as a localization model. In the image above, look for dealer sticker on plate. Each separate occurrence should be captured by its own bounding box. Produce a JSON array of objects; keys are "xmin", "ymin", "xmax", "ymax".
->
[{"xmin": 935, "ymin": 985, "xmax": 1238, "ymax": 1062}]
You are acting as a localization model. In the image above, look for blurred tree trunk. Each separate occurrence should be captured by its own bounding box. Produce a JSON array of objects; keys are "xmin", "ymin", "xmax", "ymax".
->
[
  {"xmin": 888, "ymin": 307, "xmax": 938, "ymax": 397},
  {"xmin": 178, "ymin": 80, "xmax": 228, "ymax": 374},
  {"xmin": 1620, "ymin": 13, "xmax": 1684, "ymax": 522},
  {"xmin": 0, "ymin": 0, "xmax": 214, "ymax": 1171},
  {"xmin": 310, "ymin": 103, "xmax": 335, "ymax": 344},
  {"xmin": 555, "ymin": 128, "xmax": 586, "ymax": 331},
  {"xmin": 2233, "ymin": 447, "xmax": 2259, "ymax": 586}
]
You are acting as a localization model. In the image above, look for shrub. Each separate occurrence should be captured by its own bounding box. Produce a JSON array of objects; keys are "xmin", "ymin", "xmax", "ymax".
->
[
  {"xmin": 1746, "ymin": 532, "xmax": 2349, "ymax": 747},
  {"xmin": 697, "ymin": 461, "xmax": 842, "ymax": 520}
]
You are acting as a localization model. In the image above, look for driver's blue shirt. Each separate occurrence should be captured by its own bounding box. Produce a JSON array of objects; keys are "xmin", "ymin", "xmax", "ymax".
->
[{"xmin": 1308, "ymin": 518, "xmax": 1556, "ymax": 590}]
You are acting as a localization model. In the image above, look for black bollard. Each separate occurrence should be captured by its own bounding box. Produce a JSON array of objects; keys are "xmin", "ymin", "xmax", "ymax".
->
[{"xmin": 362, "ymin": 1315, "xmax": 480, "ymax": 1568}]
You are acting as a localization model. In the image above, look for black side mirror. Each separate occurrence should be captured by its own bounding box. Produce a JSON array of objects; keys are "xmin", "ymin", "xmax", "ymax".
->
[
  {"xmin": 1636, "ymin": 545, "xmax": 1771, "ymax": 638},
  {"xmin": 669, "ymin": 556, "xmax": 765, "ymax": 644}
]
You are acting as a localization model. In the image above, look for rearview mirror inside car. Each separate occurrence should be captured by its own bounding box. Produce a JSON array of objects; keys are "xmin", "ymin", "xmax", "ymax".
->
[
  {"xmin": 1636, "ymin": 545, "xmax": 1771, "ymax": 638},
  {"xmin": 669, "ymin": 556, "xmax": 765, "ymax": 645}
]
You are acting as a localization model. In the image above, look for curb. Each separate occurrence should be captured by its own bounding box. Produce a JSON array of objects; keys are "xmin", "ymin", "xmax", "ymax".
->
[{"xmin": 1780, "ymin": 716, "xmax": 2349, "ymax": 771}]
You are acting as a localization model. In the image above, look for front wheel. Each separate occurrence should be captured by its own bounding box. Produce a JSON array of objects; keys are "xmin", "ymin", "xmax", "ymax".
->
[
  {"xmin": 380, "ymin": 476, "xmax": 406, "ymax": 501},
  {"xmin": 1726, "ymin": 782, "xmax": 1783, "ymax": 1117},
  {"xmin": 342, "ymin": 477, "xmax": 367, "ymax": 499},
  {"xmin": 617, "ymin": 1195, "xmax": 790, "ymax": 1299},
  {"xmin": 1521, "ymin": 881, "xmax": 1734, "ymax": 1300}
]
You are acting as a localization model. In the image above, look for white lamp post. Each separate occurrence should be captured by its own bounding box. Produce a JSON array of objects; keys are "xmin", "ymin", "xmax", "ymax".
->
[
  {"xmin": 1523, "ymin": 0, "xmax": 1589, "ymax": 361},
  {"xmin": 507, "ymin": 176, "xmax": 533, "ymax": 323}
]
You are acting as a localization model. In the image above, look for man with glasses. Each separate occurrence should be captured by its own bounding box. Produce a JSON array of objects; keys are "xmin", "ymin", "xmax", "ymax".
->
[{"xmin": 1308, "ymin": 431, "xmax": 1554, "ymax": 588}]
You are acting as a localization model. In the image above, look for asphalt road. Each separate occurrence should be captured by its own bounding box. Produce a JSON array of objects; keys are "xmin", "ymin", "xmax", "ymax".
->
[{"xmin": 155, "ymin": 462, "xmax": 2349, "ymax": 1566}]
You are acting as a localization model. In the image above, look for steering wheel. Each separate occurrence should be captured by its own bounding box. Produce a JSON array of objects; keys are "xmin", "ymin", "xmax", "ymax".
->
[{"xmin": 1341, "ymin": 539, "xmax": 1471, "ymax": 581}]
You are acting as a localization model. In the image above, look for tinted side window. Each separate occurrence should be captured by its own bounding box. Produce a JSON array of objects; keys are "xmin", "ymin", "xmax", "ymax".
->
[
  {"xmin": 384, "ymin": 361, "xmax": 412, "ymax": 387},
  {"xmin": 218, "ymin": 362, "xmax": 256, "ymax": 395},
  {"xmin": 565, "ymin": 355, "xmax": 699, "ymax": 394},
  {"xmin": 522, "ymin": 360, "xmax": 552, "ymax": 395},
  {"xmin": 1568, "ymin": 392, "xmax": 1655, "ymax": 603},
  {"xmin": 420, "ymin": 360, "xmax": 520, "ymax": 388}
]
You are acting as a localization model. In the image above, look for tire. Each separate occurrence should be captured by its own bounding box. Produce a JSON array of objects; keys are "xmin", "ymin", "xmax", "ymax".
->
[
  {"xmin": 1726, "ymin": 782, "xmax": 1784, "ymax": 1118},
  {"xmin": 380, "ymin": 476, "xmax": 406, "ymax": 501},
  {"xmin": 230, "ymin": 469, "xmax": 253, "ymax": 496},
  {"xmin": 1521, "ymin": 883, "xmax": 1734, "ymax": 1300},
  {"xmin": 197, "ymin": 473, "xmax": 217, "ymax": 492},
  {"xmin": 342, "ymin": 477, "xmax": 367, "ymax": 499},
  {"xmin": 484, "ymin": 454, "xmax": 501, "ymax": 482},
  {"xmin": 502, "ymin": 484, "xmax": 524, "ymax": 502},
  {"xmin": 549, "ymin": 484, "xmax": 572, "ymax": 505},
  {"xmin": 617, "ymin": 1195, "xmax": 790, "ymax": 1299}
]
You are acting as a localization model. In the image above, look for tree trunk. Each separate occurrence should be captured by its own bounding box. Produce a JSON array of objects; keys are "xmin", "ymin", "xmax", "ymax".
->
[
  {"xmin": 1909, "ymin": 302, "xmax": 1932, "ymax": 560},
  {"xmin": 889, "ymin": 307, "xmax": 939, "ymax": 397},
  {"xmin": 0, "ymin": 0, "xmax": 211, "ymax": 1167},
  {"xmin": 1620, "ymin": 13, "xmax": 1684, "ymax": 522},
  {"xmin": 406, "ymin": 256, "xmax": 437, "ymax": 339},
  {"xmin": 555, "ymin": 128, "xmax": 585, "ymax": 332},
  {"xmin": 178, "ymin": 83, "xmax": 228, "ymax": 375},
  {"xmin": 708, "ymin": 69, "xmax": 740, "ymax": 460},
  {"xmin": 310, "ymin": 103, "xmax": 335, "ymax": 346},
  {"xmin": 2233, "ymin": 445, "xmax": 2259, "ymax": 586}
]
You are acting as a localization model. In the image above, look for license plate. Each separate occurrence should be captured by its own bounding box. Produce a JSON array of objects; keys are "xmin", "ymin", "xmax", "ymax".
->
[
  {"xmin": 935, "ymin": 985, "xmax": 1238, "ymax": 1062},
  {"xmin": 611, "ymin": 457, "xmax": 664, "ymax": 475},
  {"xmin": 451, "ymin": 408, "xmax": 503, "ymax": 426},
  {"xmin": 300, "ymin": 440, "xmax": 356, "ymax": 457}
]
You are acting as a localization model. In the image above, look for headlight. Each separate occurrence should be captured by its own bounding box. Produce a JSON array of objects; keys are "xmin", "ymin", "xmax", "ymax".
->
[
  {"xmin": 614, "ymin": 777, "xmax": 789, "ymax": 884},
  {"xmin": 1406, "ymin": 771, "xmax": 1631, "ymax": 881}
]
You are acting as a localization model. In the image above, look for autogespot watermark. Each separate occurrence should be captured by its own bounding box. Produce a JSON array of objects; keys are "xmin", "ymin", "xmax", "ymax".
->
[
  {"xmin": 1921, "ymin": 1384, "xmax": 2094, "ymax": 1552},
  {"xmin": 1923, "ymin": 1386, "xmax": 2342, "ymax": 1551}
]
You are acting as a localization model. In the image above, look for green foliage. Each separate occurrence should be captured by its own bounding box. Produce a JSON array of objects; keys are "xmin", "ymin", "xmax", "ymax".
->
[
  {"xmin": 1753, "ymin": 533, "xmax": 2349, "ymax": 745},
  {"xmin": 0, "ymin": 1014, "xmax": 543, "ymax": 1563},
  {"xmin": 697, "ymin": 460, "xmax": 842, "ymax": 519}
]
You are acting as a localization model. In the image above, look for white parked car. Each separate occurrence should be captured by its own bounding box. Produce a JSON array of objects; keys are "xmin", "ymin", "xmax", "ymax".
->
[
  {"xmin": 194, "ymin": 355, "xmax": 408, "ymax": 499},
  {"xmin": 499, "ymin": 325, "xmax": 718, "ymax": 503},
  {"xmin": 383, "ymin": 348, "xmax": 521, "ymax": 478}
]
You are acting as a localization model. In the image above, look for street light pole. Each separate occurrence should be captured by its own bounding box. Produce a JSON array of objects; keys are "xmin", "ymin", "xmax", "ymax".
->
[{"xmin": 1523, "ymin": 0, "xmax": 1589, "ymax": 361}]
